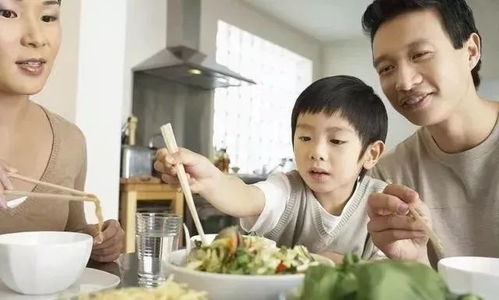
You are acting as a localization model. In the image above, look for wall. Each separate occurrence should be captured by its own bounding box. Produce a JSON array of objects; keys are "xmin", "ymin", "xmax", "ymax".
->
[
  {"xmin": 122, "ymin": 0, "xmax": 167, "ymax": 123},
  {"xmin": 322, "ymin": 39, "xmax": 417, "ymax": 149},
  {"xmin": 200, "ymin": 0, "xmax": 323, "ymax": 80},
  {"xmin": 32, "ymin": 0, "xmax": 81, "ymax": 121},
  {"xmin": 75, "ymin": 0, "xmax": 127, "ymax": 222},
  {"xmin": 35, "ymin": 0, "xmax": 127, "ymax": 222}
]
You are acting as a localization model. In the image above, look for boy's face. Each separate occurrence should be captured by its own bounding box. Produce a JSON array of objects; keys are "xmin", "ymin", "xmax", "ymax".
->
[
  {"xmin": 372, "ymin": 9, "xmax": 477, "ymax": 126},
  {"xmin": 293, "ymin": 112, "xmax": 366, "ymax": 198},
  {"xmin": 0, "ymin": 0, "xmax": 61, "ymax": 97}
]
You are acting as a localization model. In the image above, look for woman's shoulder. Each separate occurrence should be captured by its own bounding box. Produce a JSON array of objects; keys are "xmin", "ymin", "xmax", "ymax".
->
[{"xmin": 42, "ymin": 106, "xmax": 86, "ymax": 147}]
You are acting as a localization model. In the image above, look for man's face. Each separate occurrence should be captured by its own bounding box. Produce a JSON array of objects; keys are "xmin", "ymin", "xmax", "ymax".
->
[{"xmin": 372, "ymin": 9, "xmax": 476, "ymax": 126}]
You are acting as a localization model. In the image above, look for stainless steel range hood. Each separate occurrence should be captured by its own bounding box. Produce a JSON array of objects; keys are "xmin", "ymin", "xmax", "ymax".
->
[{"xmin": 133, "ymin": 0, "xmax": 255, "ymax": 90}]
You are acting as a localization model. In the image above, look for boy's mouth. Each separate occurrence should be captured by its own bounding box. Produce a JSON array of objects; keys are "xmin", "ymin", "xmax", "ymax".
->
[{"xmin": 309, "ymin": 167, "xmax": 330, "ymax": 176}]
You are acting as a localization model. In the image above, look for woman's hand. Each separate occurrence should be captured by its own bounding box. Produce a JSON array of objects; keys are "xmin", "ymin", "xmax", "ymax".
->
[
  {"xmin": 0, "ymin": 160, "xmax": 16, "ymax": 209},
  {"xmin": 87, "ymin": 220, "xmax": 125, "ymax": 262}
]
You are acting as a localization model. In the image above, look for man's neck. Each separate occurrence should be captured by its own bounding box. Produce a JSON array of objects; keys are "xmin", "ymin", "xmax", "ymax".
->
[{"xmin": 427, "ymin": 93, "xmax": 499, "ymax": 153}]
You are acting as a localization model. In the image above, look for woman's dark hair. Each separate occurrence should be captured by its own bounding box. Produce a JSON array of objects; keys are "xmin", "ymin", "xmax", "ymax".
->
[
  {"xmin": 291, "ymin": 75, "xmax": 388, "ymax": 179},
  {"xmin": 362, "ymin": 0, "xmax": 481, "ymax": 87}
]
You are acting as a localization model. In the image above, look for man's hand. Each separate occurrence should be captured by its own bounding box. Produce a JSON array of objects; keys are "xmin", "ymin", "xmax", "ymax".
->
[{"xmin": 367, "ymin": 183, "xmax": 431, "ymax": 263}]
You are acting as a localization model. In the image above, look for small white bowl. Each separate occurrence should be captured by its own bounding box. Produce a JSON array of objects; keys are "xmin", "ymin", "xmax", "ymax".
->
[
  {"xmin": 0, "ymin": 231, "xmax": 92, "ymax": 295},
  {"xmin": 438, "ymin": 256, "xmax": 499, "ymax": 300}
]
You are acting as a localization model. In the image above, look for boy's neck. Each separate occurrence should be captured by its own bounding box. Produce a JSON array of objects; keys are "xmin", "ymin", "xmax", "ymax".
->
[
  {"xmin": 315, "ymin": 180, "xmax": 357, "ymax": 216},
  {"xmin": 427, "ymin": 92, "xmax": 499, "ymax": 153},
  {"xmin": 0, "ymin": 94, "xmax": 31, "ymax": 127}
]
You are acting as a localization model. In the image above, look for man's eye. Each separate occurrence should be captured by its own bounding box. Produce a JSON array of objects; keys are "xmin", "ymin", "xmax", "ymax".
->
[
  {"xmin": 413, "ymin": 51, "xmax": 431, "ymax": 60},
  {"xmin": 41, "ymin": 15, "xmax": 58, "ymax": 22},
  {"xmin": 378, "ymin": 65, "xmax": 394, "ymax": 75},
  {"xmin": 0, "ymin": 9, "xmax": 18, "ymax": 18},
  {"xmin": 298, "ymin": 136, "xmax": 311, "ymax": 142},
  {"xmin": 330, "ymin": 139, "xmax": 345, "ymax": 145}
]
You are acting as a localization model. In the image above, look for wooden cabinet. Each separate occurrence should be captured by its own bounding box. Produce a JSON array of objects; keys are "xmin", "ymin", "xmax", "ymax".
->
[{"xmin": 119, "ymin": 178, "xmax": 184, "ymax": 253}]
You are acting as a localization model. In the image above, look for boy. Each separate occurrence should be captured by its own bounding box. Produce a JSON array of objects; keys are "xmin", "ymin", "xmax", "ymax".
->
[
  {"xmin": 155, "ymin": 75, "xmax": 388, "ymax": 261},
  {"xmin": 362, "ymin": 0, "xmax": 499, "ymax": 265}
]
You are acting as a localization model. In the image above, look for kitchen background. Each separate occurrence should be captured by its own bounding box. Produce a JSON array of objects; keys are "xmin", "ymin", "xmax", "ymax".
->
[{"xmin": 32, "ymin": 0, "xmax": 499, "ymax": 225}]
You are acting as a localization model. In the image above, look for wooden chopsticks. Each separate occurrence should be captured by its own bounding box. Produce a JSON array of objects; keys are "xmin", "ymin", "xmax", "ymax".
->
[
  {"xmin": 3, "ymin": 172, "xmax": 96, "ymax": 203},
  {"xmin": 160, "ymin": 123, "xmax": 207, "ymax": 246},
  {"xmin": 386, "ymin": 180, "xmax": 445, "ymax": 257}
]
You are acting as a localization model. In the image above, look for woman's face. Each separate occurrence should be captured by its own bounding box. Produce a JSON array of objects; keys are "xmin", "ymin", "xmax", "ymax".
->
[{"xmin": 0, "ymin": 0, "xmax": 61, "ymax": 97}]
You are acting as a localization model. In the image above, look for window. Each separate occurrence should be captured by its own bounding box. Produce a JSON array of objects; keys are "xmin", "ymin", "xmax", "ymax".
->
[{"xmin": 213, "ymin": 21, "xmax": 312, "ymax": 174}]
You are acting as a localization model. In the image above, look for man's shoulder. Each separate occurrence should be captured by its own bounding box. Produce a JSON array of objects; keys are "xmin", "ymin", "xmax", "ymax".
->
[{"xmin": 371, "ymin": 129, "xmax": 425, "ymax": 181}]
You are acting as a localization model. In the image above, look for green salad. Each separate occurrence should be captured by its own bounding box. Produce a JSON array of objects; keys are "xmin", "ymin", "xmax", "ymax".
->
[
  {"xmin": 299, "ymin": 253, "xmax": 482, "ymax": 300},
  {"xmin": 186, "ymin": 227, "xmax": 318, "ymax": 275}
]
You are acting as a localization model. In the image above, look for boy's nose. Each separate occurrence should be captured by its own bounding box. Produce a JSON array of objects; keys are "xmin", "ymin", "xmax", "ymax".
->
[{"xmin": 309, "ymin": 143, "xmax": 328, "ymax": 161}]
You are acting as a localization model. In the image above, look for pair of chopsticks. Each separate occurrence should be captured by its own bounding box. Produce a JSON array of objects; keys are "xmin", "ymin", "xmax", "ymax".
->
[
  {"xmin": 386, "ymin": 180, "xmax": 445, "ymax": 257},
  {"xmin": 2, "ymin": 173, "xmax": 96, "ymax": 203},
  {"xmin": 160, "ymin": 123, "xmax": 207, "ymax": 246}
]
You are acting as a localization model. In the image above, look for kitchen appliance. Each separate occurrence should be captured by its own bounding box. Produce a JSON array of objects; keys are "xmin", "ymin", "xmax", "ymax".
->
[
  {"xmin": 120, "ymin": 116, "xmax": 154, "ymax": 178},
  {"xmin": 133, "ymin": 0, "xmax": 255, "ymax": 90}
]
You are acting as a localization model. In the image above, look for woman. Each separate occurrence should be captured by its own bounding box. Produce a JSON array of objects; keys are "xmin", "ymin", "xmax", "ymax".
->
[{"xmin": 0, "ymin": 0, "xmax": 123, "ymax": 262}]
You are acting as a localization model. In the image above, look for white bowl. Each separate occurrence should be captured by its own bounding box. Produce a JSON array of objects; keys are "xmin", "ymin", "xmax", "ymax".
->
[
  {"xmin": 0, "ymin": 231, "xmax": 92, "ymax": 295},
  {"xmin": 438, "ymin": 256, "xmax": 499, "ymax": 300},
  {"xmin": 166, "ymin": 249, "xmax": 307, "ymax": 300}
]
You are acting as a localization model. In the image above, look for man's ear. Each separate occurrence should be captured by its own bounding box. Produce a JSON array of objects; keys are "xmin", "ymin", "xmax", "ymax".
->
[
  {"xmin": 362, "ymin": 140, "xmax": 385, "ymax": 170},
  {"xmin": 466, "ymin": 32, "xmax": 481, "ymax": 70}
]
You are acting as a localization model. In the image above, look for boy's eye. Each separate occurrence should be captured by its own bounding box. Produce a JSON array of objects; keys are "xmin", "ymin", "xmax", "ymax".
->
[
  {"xmin": 330, "ymin": 139, "xmax": 345, "ymax": 145},
  {"xmin": 0, "ymin": 9, "xmax": 18, "ymax": 18},
  {"xmin": 41, "ymin": 15, "xmax": 58, "ymax": 22},
  {"xmin": 298, "ymin": 136, "xmax": 311, "ymax": 142}
]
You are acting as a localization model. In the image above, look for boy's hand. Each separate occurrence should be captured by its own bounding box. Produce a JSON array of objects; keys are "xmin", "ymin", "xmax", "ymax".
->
[
  {"xmin": 367, "ymin": 183, "xmax": 431, "ymax": 264},
  {"xmin": 0, "ymin": 160, "xmax": 16, "ymax": 210},
  {"xmin": 154, "ymin": 147, "xmax": 222, "ymax": 195}
]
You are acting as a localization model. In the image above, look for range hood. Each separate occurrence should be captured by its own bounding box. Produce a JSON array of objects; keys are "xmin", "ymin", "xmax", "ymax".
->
[{"xmin": 133, "ymin": 0, "xmax": 255, "ymax": 90}]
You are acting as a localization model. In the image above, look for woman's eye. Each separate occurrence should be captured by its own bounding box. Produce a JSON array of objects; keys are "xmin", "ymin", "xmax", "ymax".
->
[
  {"xmin": 41, "ymin": 15, "xmax": 58, "ymax": 22},
  {"xmin": 298, "ymin": 136, "xmax": 310, "ymax": 142},
  {"xmin": 330, "ymin": 139, "xmax": 345, "ymax": 145},
  {"xmin": 0, "ymin": 9, "xmax": 18, "ymax": 18}
]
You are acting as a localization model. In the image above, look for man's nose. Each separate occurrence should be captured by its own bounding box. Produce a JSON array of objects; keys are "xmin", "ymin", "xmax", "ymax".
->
[{"xmin": 395, "ymin": 63, "xmax": 422, "ymax": 92}]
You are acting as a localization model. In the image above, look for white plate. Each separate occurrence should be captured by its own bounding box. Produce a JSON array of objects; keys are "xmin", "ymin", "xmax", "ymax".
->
[{"xmin": 0, "ymin": 268, "xmax": 120, "ymax": 300}]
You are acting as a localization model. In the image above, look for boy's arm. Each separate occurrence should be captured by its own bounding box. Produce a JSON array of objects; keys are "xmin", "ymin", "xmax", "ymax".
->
[{"xmin": 155, "ymin": 147, "xmax": 265, "ymax": 218}]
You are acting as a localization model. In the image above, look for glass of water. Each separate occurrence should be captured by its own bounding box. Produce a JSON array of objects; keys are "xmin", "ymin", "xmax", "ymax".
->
[{"xmin": 135, "ymin": 212, "xmax": 182, "ymax": 282}]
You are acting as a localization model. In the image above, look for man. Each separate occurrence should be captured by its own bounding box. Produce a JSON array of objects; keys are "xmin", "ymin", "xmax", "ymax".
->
[{"xmin": 362, "ymin": 0, "xmax": 499, "ymax": 266}]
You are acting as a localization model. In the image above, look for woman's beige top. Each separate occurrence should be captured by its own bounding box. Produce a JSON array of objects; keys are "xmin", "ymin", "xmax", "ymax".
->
[{"xmin": 0, "ymin": 107, "xmax": 88, "ymax": 233}]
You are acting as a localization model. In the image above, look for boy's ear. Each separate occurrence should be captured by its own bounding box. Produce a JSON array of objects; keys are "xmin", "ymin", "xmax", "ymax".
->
[{"xmin": 362, "ymin": 141, "xmax": 385, "ymax": 170}]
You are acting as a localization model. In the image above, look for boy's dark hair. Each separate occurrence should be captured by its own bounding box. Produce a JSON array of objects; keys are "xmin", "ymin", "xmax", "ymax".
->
[
  {"xmin": 291, "ymin": 75, "xmax": 388, "ymax": 179},
  {"xmin": 362, "ymin": 0, "xmax": 482, "ymax": 87}
]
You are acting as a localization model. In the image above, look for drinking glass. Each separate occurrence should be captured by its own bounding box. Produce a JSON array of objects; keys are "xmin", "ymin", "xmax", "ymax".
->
[{"xmin": 135, "ymin": 212, "xmax": 182, "ymax": 282}]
